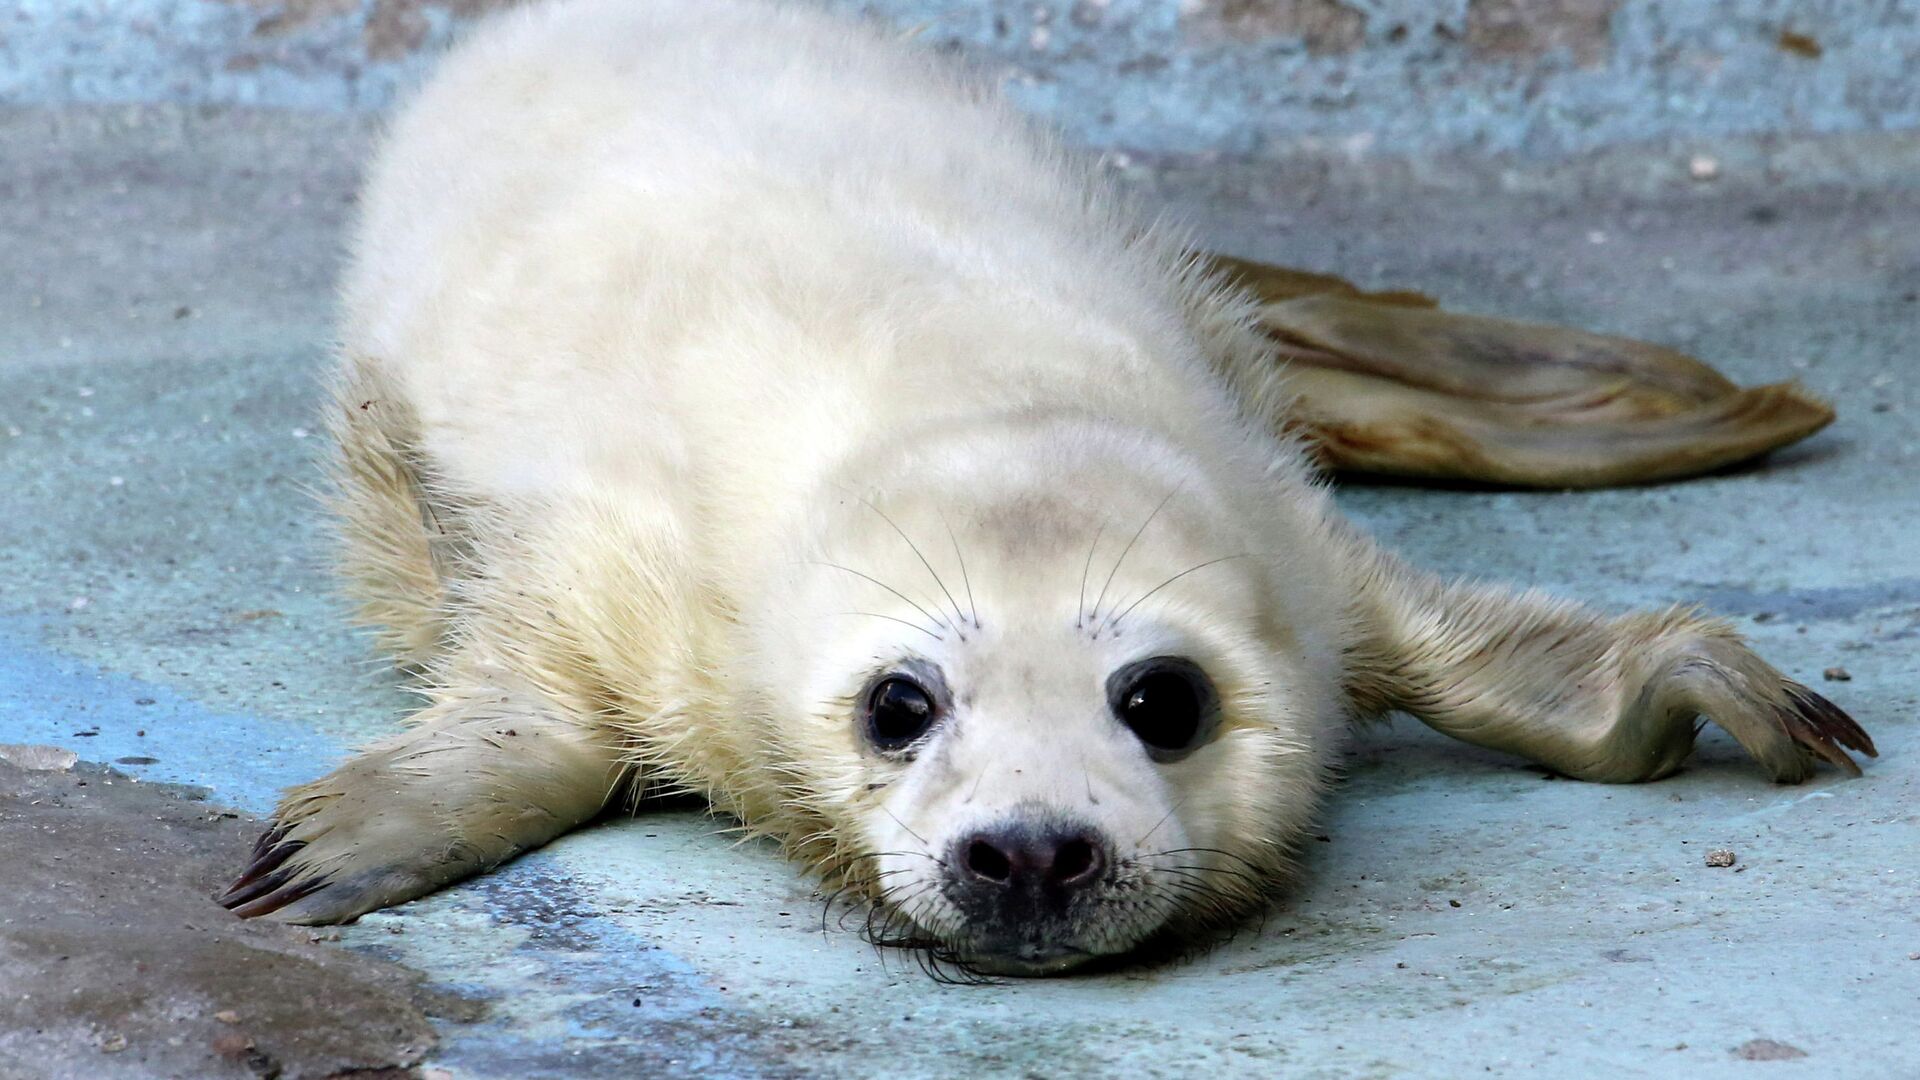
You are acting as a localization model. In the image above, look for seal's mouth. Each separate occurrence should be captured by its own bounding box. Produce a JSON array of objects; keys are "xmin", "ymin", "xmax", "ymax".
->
[
  {"xmin": 932, "ymin": 915, "xmax": 1140, "ymax": 977},
  {"xmin": 960, "ymin": 941, "xmax": 1098, "ymax": 976},
  {"xmin": 956, "ymin": 943, "xmax": 1097, "ymax": 977}
]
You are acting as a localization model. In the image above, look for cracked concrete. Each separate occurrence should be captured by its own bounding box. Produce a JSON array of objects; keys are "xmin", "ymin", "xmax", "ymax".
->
[{"xmin": 0, "ymin": 103, "xmax": 1916, "ymax": 1078}]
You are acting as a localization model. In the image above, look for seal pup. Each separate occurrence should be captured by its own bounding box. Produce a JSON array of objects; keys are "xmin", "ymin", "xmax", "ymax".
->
[{"xmin": 222, "ymin": 0, "xmax": 1873, "ymax": 975}]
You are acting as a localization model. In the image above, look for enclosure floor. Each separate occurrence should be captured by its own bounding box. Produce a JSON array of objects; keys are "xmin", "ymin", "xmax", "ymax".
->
[{"xmin": 2, "ymin": 106, "xmax": 1915, "ymax": 1079}]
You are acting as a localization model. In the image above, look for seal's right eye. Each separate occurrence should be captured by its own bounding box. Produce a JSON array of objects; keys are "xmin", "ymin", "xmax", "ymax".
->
[{"xmin": 865, "ymin": 676, "xmax": 937, "ymax": 751}]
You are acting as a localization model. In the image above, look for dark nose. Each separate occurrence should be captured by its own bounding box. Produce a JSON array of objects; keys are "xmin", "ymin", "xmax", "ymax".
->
[{"xmin": 956, "ymin": 824, "xmax": 1108, "ymax": 893}]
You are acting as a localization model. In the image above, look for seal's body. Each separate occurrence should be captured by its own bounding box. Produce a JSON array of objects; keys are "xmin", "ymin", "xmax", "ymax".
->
[{"xmin": 224, "ymin": 0, "xmax": 1871, "ymax": 974}]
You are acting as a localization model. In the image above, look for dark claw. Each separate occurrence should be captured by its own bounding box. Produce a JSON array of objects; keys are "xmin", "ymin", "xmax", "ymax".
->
[
  {"xmin": 248, "ymin": 822, "xmax": 290, "ymax": 862},
  {"xmin": 1783, "ymin": 683, "xmax": 1877, "ymax": 756},
  {"xmin": 1783, "ymin": 710, "xmax": 1862, "ymax": 777},
  {"xmin": 1778, "ymin": 682, "xmax": 1875, "ymax": 778},
  {"xmin": 219, "ymin": 861, "xmax": 306, "ymax": 910},
  {"xmin": 223, "ymin": 837, "xmax": 305, "ymax": 899},
  {"xmin": 227, "ymin": 873, "xmax": 330, "ymax": 920}
]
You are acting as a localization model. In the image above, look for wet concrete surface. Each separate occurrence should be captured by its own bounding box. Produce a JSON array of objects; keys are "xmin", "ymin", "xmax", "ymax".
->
[
  {"xmin": 0, "ymin": 105, "xmax": 1916, "ymax": 1078},
  {"xmin": 0, "ymin": 757, "xmax": 449, "ymax": 1079}
]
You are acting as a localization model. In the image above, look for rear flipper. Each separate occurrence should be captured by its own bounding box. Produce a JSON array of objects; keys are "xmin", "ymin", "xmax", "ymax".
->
[{"xmin": 1208, "ymin": 254, "xmax": 1835, "ymax": 488}]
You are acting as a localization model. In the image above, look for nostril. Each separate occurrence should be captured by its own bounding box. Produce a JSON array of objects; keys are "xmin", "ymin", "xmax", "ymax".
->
[
  {"xmin": 1051, "ymin": 837, "xmax": 1103, "ymax": 887},
  {"xmin": 966, "ymin": 839, "xmax": 1013, "ymax": 883}
]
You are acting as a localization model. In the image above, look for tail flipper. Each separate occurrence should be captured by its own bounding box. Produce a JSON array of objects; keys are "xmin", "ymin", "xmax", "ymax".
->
[{"xmin": 1208, "ymin": 254, "xmax": 1835, "ymax": 488}]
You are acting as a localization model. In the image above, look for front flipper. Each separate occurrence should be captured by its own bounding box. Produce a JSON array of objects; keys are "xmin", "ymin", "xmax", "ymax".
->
[
  {"xmin": 1341, "ymin": 537, "xmax": 1876, "ymax": 783},
  {"xmin": 222, "ymin": 676, "xmax": 628, "ymax": 923},
  {"xmin": 1207, "ymin": 254, "xmax": 1835, "ymax": 488}
]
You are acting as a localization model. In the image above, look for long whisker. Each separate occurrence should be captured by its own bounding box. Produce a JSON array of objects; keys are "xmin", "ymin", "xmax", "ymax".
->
[
  {"xmin": 1089, "ymin": 484, "xmax": 1182, "ymax": 632},
  {"xmin": 938, "ymin": 510, "xmax": 980, "ymax": 629},
  {"xmin": 1136, "ymin": 845, "xmax": 1274, "ymax": 880},
  {"xmin": 1135, "ymin": 792, "xmax": 1192, "ymax": 846},
  {"xmin": 827, "ymin": 610, "xmax": 944, "ymax": 641},
  {"xmin": 1099, "ymin": 553, "xmax": 1251, "ymax": 636},
  {"xmin": 1151, "ymin": 862, "xmax": 1262, "ymax": 887},
  {"xmin": 964, "ymin": 763, "xmax": 989, "ymax": 805},
  {"xmin": 811, "ymin": 560, "xmax": 951, "ymax": 631},
  {"xmin": 872, "ymin": 849, "xmax": 944, "ymax": 863},
  {"xmin": 859, "ymin": 496, "xmax": 969, "ymax": 634},
  {"xmin": 1076, "ymin": 522, "xmax": 1106, "ymax": 629},
  {"xmin": 882, "ymin": 805, "xmax": 929, "ymax": 846},
  {"xmin": 1145, "ymin": 846, "xmax": 1270, "ymax": 875}
]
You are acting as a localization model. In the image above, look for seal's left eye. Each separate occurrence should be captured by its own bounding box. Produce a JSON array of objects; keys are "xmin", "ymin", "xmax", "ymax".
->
[
  {"xmin": 865, "ymin": 676, "xmax": 937, "ymax": 751},
  {"xmin": 1108, "ymin": 657, "xmax": 1219, "ymax": 760}
]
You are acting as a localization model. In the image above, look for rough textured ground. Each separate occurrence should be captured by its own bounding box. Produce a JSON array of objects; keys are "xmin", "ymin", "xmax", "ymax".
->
[
  {"xmin": 0, "ymin": 105, "xmax": 1915, "ymax": 1078},
  {"xmin": 0, "ymin": 757, "xmax": 457, "ymax": 1080},
  {"xmin": 9, "ymin": 0, "xmax": 1920, "ymax": 160}
]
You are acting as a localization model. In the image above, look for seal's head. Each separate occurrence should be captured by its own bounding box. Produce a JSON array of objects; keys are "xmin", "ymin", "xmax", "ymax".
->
[{"xmin": 748, "ymin": 417, "xmax": 1347, "ymax": 975}]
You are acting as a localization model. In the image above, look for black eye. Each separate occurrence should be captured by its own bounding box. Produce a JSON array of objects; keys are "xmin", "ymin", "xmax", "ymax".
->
[
  {"xmin": 1108, "ymin": 657, "xmax": 1218, "ymax": 759},
  {"xmin": 865, "ymin": 676, "xmax": 938, "ymax": 751}
]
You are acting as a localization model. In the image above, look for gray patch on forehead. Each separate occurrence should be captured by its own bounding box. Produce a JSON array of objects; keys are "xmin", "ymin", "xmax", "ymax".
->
[{"xmin": 972, "ymin": 493, "xmax": 1095, "ymax": 556}]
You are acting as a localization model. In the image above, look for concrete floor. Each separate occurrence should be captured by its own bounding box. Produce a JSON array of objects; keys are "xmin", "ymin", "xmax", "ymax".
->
[{"xmin": 1, "ymin": 105, "xmax": 1916, "ymax": 1079}]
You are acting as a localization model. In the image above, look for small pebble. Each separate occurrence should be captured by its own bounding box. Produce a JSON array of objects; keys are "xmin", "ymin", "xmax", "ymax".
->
[
  {"xmin": 1688, "ymin": 155, "xmax": 1720, "ymax": 181},
  {"xmin": 1823, "ymin": 666, "xmax": 1852, "ymax": 682},
  {"xmin": 1706, "ymin": 849, "xmax": 1737, "ymax": 868},
  {"xmin": 214, "ymin": 1010, "xmax": 241, "ymax": 1024},
  {"xmin": 211, "ymin": 1032, "xmax": 253, "ymax": 1057}
]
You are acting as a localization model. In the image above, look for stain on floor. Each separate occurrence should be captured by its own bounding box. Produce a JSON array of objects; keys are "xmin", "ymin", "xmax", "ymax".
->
[{"xmin": 0, "ymin": 757, "xmax": 460, "ymax": 1080}]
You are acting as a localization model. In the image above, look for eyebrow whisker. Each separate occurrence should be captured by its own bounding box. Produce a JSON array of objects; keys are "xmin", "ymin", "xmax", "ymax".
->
[
  {"xmin": 1076, "ymin": 521, "xmax": 1106, "ymax": 629},
  {"xmin": 811, "ymin": 560, "xmax": 952, "ymax": 631},
  {"xmin": 1089, "ymin": 483, "xmax": 1182, "ymax": 632},
  {"xmin": 859, "ymin": 495, "xmax": 969, "ymax": 636},
  {"xmin": 828, "ymin": 611, "xmax": 945, "ymax": 641},
  {"xmin": 939, "ymin": 509, "xmax": 981, "ymax": 629},
  {"xmin": 1099, "ymin": 553, "xmax": 1251, "ymax": 636}
]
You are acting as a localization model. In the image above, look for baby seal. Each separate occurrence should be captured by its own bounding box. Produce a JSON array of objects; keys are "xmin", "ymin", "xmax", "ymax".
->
[{"xmin": 223, "ymin": 0, "xmax": 1874, "ymax": 975}]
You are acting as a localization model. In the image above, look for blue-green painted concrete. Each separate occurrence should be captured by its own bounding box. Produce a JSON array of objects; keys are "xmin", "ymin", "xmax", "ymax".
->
[{"xmin": 4, "ymin": 1, "xmax": 1919, "ymax": 159}]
